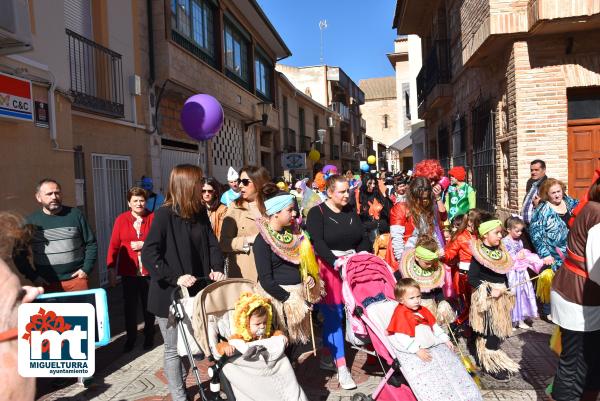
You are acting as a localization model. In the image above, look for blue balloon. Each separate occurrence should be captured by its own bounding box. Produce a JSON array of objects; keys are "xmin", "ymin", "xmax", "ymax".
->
[{"xmin": 360, "ymin": 161, "xmax": 369, "ymax": 172}]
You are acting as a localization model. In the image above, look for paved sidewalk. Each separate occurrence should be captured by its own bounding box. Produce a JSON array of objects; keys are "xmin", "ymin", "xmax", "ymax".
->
[
  {"xmin": 35, "ymin": 284, "xmax": 563, "ymax": 401},
  {"xmin": 37, "ymin": 318, "xmax": 559, "ymax": 401}
]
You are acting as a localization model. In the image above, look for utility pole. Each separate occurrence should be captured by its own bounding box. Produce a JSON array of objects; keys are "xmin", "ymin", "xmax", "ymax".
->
[{"xmin": 319, "ymin": 19, "xmax": 327, "ymax": 65}]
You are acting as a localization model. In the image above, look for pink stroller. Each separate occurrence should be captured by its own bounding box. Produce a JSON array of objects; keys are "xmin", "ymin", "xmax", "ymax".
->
[
  {"xmin": 340, "ymin": 252, "xmax": 482, "ymax": 401},
  {"xmin": 339, "ymin": 252, "xmax": 416, "ymax": 401}
]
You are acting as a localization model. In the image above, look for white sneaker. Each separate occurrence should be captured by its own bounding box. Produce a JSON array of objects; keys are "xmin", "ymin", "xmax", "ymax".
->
[{"xmin": 337, "ymin": 366, "xmax": 357, "ymax": 390}]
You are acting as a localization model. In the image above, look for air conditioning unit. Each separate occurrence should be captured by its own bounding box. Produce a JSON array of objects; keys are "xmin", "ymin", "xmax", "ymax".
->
[
  {"xmin": 327, "ymin": 116, "xmax": 335, "ymax": 128},
  {"xmin": 0, "ymin": 0, "xmax": 33, "ymax": 55}
]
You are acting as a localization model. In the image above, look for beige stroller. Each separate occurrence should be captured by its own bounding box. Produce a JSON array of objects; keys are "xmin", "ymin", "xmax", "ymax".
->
[{"xmin": 191, "ymin": 278, "xmax": 308, "ymax": 401}]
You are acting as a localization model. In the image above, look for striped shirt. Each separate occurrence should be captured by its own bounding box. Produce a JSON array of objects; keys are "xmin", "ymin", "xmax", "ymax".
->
[{"xmin": 16, "ymin": 206, "xmax": 97, "ymax": 282}]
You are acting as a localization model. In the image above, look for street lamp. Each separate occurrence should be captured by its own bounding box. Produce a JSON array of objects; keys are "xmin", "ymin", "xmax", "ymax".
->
[{"xmin": 244, "ymin": 101, "xmax": 272, "ymax": 131}]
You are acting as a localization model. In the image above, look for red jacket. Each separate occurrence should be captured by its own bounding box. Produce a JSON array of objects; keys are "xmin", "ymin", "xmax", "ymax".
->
[
  {"xmin": 443, "ymin": 230, "xmax": 473, "ymax": 266},
  {"xmin": 107, "ymin": 211, "xmax": 154, "ymax": 276}
]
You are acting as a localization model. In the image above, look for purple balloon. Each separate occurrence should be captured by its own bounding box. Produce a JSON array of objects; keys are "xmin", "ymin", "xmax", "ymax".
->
[
  {"xmin": 180, "ymin": 94, "xmax": 224, "ymax": 141},
  {"xmin": 322, "ymin": 164, "xmax": 338, "ymax": 175}
]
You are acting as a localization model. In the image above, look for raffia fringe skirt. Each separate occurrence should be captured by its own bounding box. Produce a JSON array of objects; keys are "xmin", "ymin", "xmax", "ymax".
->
[
  {"xmin": 257, "ymin": 283, "xmax": 312, "ymax": 344},
  {"xmin": 470, "ymin": 282, "xmax": 515, "ymax": 339}
]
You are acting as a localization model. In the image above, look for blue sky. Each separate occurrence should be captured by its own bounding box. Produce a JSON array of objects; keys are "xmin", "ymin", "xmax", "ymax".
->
[{"xmin": 257, "ymin": 0, "xmax": 398, "ymax": 83}]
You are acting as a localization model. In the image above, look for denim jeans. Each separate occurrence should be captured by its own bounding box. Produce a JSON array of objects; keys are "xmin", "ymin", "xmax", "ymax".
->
[{"xmin": 157, "ymin": 317, "xmax": 190, "ymax": 401}]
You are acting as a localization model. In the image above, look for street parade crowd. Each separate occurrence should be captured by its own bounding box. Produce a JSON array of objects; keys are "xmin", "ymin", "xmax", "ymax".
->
[{"xmin": 0, "ymin": 158, "xmax": 599, "ymax": 401}]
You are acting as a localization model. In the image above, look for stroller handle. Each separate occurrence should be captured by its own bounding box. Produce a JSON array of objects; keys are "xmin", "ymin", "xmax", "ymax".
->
[{"xmin": 170, "ymin": 276, "xmax": 213, "ymax": 302}]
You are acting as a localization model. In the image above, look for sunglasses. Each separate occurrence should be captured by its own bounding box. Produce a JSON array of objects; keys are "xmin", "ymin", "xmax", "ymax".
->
[
  {"xmin": 237, "ymin": 178, "xmax": 252, "ymax": 186},
  {"xmin": 202, "ymin": 189, "xmax": 214, "ymax": 194}
]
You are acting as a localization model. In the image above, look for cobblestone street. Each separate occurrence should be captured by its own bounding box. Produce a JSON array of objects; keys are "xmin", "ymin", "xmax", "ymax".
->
[{"xmin": 37, "ymin": 286, "xmax": 560, "ymax": 401}]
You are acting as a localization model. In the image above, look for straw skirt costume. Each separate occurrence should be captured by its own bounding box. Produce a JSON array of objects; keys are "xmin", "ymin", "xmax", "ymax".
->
[{"xmin": 468, "ymin": 240, "xmax": 519, "ymax": 374}]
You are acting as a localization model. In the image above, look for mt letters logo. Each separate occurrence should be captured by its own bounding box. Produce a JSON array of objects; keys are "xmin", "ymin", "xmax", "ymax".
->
[{"xmin": 18, "ymin": 303, "xmax": 95, "ymax": 377}]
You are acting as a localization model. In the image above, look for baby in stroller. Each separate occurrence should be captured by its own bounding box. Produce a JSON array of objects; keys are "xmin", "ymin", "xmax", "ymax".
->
[
  {"xmin": 208, "ymin": 290, "xmax": 307, "ymax": 401},
  {"xmin": 216, "ymin": 292, "xmax": 288, "ymax": 355},
  {"xmin": 387, "ymin": 278, "xmax": 455, "ymax": 361}
]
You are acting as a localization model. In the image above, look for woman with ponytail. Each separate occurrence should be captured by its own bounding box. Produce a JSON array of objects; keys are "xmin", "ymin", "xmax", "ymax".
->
[{"xmin": 253, "ymin": 183, "xmax": 323, "ymax": 358}]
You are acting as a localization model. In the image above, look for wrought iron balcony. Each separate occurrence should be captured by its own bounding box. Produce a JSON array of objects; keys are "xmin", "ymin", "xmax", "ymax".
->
[
  {"xmin": 416, "ymin": 40, "xmax": 451, "ymax": 109},
  {"xmin": 329, "ymin": 102, "xmax": 350, "ymax": 121},
  {"xmin": 66, "ymin": 29, "xmax": 124, "ymax": 118}
]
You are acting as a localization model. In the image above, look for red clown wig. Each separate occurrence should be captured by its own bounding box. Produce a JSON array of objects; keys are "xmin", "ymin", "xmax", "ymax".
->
[{"xmin": 414, "ymin": 159, "xmax": 445, "ymax": 182}]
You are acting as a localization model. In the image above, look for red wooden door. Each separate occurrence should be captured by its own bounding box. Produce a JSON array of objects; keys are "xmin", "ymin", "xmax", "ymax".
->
[{"xmin": 568, "ymin": 122, "xmax": 600, "ymax": 200}]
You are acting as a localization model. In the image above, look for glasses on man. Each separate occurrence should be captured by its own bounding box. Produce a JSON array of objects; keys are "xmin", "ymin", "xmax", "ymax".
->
[{"xmin": 237, "ymin": 178, "xmax": 252, "ymax": 187}]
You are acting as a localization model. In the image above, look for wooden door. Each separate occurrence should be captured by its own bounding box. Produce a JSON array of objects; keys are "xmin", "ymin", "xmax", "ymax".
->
[{"xmin": 568, "ymin": 121, "xmax": 600, "ymax": 200}]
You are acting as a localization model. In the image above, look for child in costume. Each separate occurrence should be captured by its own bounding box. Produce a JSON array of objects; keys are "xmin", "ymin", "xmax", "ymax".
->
[
  {"xmin": 387, "ymin": 278, "xmax": 483, "ymax": 401},
  {"xmin": 502, "ymin": 216, "xmax": 544, "ymax": 329},
  {"xmin": 387, "ymin": 278, "xmax": 454, "ymax": 359},
  {"xmin": 398, "ymin": 235, "xmax": 455, "ymax": 324},
  {"xmin": 443, "ymin": 209, "xmax": 483, "ymax": 327},
  {"xmin": 216, "ymin": 292, "xmax": 287, "ymax": 356},
  {"xmin": 445, "ymin": 166, "xmax": 476, "ymax": 223},
  {"xmin": 216, "ymin": 292, "xmax": 308, "ymax": 401},
  {"xmin": 468, "ymin": 217, "xmax": 518, "ymax": 382}
]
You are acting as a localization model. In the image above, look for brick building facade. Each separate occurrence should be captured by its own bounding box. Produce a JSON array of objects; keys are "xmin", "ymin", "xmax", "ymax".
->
[
  {"xmin": 144, "ymin": 0, "xmax": 290, "ymax": 187},
  {"xmin": 394, "ymin": 0, "xmax": 600, "ymax": 218}
]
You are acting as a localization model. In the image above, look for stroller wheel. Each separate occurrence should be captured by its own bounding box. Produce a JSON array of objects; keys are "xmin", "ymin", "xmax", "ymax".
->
[{"xmin": 351, "ymin": 393, "xmax": 370, "ymax": 401}]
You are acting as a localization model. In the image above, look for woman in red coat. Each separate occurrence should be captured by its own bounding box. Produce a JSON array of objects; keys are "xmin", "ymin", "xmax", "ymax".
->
[{"xmin": 107, "ymin": 186, "xmax": 155, "ymax": 352}]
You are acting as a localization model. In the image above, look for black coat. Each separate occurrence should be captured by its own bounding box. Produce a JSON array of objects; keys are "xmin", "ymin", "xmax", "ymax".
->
[{"xmin": 141, "ymin": 206, "xmax": 224, "ymax": 317}]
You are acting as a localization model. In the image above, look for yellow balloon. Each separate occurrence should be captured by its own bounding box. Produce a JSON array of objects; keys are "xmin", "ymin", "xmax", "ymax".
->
[
  {"xmin": 309, "ymin": 149, "xmax": 320, "ymax": 162},
  {"xmin": 367, "ymin": 155, "xmax": 376, "ymax": 165}
]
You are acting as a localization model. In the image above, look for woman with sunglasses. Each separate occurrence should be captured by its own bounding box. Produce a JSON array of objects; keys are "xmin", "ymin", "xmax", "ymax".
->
[
  {"xmin": 202, "ymin": 178, "xmax": 227, "ymax": 239},
  {"xmin": 220, "ymin": 166, "xmax": 271, "ymax": 281}
]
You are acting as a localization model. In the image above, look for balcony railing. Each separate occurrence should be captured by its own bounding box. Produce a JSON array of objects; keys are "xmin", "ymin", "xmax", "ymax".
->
[
  {"xmin": 416, "ymin": 40, "xmax": 451, "ymax": 108},
  {"xmin": 329, "ymin": 102, "xmax": 350, "ymax": 121},
  {"xmin": 299, "ymin": 135, "xmax": 311, "ymax": 152},
  {"xmin": 66, "ymin": 29, "xmax": 124, "ymax": 118},
  {"xmin": 283, "ymin": 128, "xmax": 296, "ymax": 152}
]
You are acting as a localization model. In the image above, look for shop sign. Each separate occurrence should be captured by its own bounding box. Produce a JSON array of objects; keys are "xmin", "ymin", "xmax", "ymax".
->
[
  {"xmin": 0, "ymin": 72, "xmax": 33, "ymax": 122},
  {"xmin": 281, "ymin": 153, "xmax": 306, "ymax": 170}
]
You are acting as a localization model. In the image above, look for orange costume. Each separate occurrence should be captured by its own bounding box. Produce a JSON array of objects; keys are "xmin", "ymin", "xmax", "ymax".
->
[{"xmin": 443, "ymin": 230, "xmax": 474, "ymax": 325}]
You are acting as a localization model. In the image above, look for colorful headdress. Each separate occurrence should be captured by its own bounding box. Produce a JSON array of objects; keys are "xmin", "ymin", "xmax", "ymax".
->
[
  {"xmin": 233, "ymin": 292, "xmax": 273, "ymax": 341},
  {"xmin": 413, "ymin": 159, "xmax": 445, "ymax": 182},
  {"xmin": 313, "ymin": 172, "xmax": 326, "ymax": 191}
]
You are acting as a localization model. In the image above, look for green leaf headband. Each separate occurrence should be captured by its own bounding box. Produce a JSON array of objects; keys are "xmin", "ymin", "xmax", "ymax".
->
[
  {"xmin": 415, "ymin": 246, "xmax": 438, "ymax": 261},
  {"xmin": 478, "ymin": 219, "xmax": 502, "ymax": 236}
]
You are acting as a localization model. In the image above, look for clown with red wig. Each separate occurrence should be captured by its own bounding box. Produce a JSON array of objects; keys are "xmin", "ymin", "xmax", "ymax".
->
[{"xmin": 445, "ymin": 166, "xmax": 476, "ymax": 223}]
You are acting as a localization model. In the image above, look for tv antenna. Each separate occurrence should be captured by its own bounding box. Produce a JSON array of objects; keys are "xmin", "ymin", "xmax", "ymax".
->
[{"xmin": 319, "ymin": 20, "xmax": 327, "ymax": 65}]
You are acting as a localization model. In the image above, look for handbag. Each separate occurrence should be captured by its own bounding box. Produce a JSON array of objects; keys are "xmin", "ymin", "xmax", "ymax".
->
[{"xmin": 172, "ymin": 286, "xmax": 203, "ymax": 357}]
